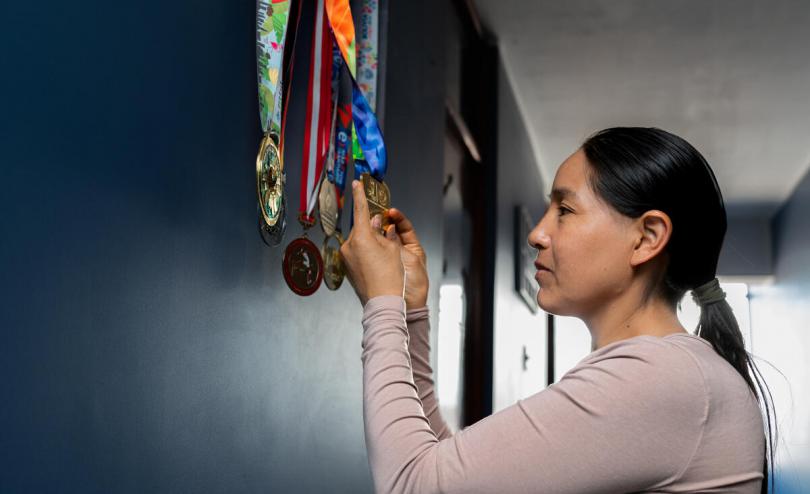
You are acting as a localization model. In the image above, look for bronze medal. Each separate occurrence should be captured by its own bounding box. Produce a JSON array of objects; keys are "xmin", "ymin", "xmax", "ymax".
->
[
  {"xmin": 321, "ymin": 232, "xmax": 345, "ymax": 290},
  {"xmin": 256, "ymin": 133, "xmax": 285, "ymax": 228},
  {"xmin": 318, "ymin": 175, "xmax": 339, "ymax": 238},
  {"xmin": 282, "ymin": 236, "xmax": 323, "ymax": 296},
  {"xmin": 360, "ymin": 172, "xmax": 391, "ymax": 234}
]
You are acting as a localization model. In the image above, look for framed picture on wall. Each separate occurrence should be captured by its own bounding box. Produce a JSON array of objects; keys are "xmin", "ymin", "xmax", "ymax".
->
[{"xmin": 514, "ymin": 205, "xmax": 539, "ymax": 313}]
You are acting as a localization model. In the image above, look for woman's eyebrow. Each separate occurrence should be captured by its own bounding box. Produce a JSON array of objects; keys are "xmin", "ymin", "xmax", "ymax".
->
[{"xmin": 548, "ymin": 187, "xmax": 577, "ymax": 202}]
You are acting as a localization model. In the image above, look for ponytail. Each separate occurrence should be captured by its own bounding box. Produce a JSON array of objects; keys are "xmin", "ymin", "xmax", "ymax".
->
[{"xmin": 692, "ymin": 277, "xmax": 777, "ymax": 494}]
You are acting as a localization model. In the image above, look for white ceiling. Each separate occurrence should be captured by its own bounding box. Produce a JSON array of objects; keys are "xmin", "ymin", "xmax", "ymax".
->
[{"xmin": 474, "ymin": 0, "xmax": 810, "ymax": 218}]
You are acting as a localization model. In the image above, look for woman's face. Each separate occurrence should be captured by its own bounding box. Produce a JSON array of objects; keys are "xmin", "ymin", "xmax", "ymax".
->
[{"xmin": 528, "ymin": 148, "xmax": 637, "ymax": 318}]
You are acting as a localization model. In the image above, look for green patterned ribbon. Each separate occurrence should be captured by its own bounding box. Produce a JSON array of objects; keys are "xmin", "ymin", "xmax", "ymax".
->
[{"xmin": 256, "ymin": 0, "xmax": 292, "ymax": 136}]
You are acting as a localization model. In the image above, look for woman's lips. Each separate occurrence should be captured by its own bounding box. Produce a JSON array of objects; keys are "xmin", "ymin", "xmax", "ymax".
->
[{"xmin": 535, "ymin": 269, "xmax": 552, "ymax": 282}]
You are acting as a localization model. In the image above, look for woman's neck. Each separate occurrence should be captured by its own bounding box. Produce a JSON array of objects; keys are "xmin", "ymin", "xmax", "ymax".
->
[{"xmin": 583, "ymin": 284, "xmax": 688, "ymax": 351}]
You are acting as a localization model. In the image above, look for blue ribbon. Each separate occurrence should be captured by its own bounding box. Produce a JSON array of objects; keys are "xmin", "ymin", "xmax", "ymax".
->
[
  {"xmin": 351, "ymin": 78, "xmax": 387, "ymax": 182},
  {"xmin": 328, "ymin": 42, "xmax": 351, "ymax": 195}
]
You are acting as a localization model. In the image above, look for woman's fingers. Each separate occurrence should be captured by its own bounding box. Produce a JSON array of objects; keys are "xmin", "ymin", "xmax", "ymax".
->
[
  {"xmin": 351, "ymin": 180, "xmax": 371, "ymax": 237},
  {"xmin": 387, "ymin": 208, "xmax": 420, "ymax": 246},
  {"xmin": 384, "ymin": 224, "xmax": 401, "ymax": 245}
]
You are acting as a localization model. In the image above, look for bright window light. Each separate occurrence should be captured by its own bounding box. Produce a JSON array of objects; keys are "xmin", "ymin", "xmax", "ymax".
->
[{"xmin": 437, "ymin": 284, "xmax": 464, "ymax": 433}]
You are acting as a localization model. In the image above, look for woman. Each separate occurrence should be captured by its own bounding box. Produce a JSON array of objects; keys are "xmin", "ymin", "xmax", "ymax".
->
[{"xmin": 339, "ymin": 127, "xmax": 775, "ymax": 493}]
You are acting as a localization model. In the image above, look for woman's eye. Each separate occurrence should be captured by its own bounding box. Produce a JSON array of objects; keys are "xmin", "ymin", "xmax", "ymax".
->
[{"xmin": 557, "ymin": 206, "xmax": 571, "ymax": 216}]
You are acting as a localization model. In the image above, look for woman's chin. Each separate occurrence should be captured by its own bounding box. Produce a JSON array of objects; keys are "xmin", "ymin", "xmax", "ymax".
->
[
  {"xmin": 536, "ymin": 290, "xmax": 553, "ymax": 312},
  {"xmin": 537, "ymin": 289, "xmax": 567, "ymax": 316}
]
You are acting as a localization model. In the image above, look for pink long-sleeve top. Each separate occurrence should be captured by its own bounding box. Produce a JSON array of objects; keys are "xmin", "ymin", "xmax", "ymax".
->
[{"xmin": 361, "ymin": 295, "xmax": 765, "ymax": 494}]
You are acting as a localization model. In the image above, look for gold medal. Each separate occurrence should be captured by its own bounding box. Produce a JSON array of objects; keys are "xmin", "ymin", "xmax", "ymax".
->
[
  {"xmin": 360, "ymin": 173, "xmax": 391, "ymax": 234},
  {"xmin": 256, "ymin": 133, "xmax": 284, "ymax": 227},
  {"xmin": 321, "ymin": 232, "xmax": 345, "ymax": 290},
  {"xmin": 318, "ymin": 175, "xmax": 339, "ymax": 237}
]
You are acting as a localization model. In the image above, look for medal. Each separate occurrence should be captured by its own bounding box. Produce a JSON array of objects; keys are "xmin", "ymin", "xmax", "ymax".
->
[
  {"xmin": 318, "ymin": 70, "xmax": 340, "ymax": 238},
  {"xmin": 321, "ymin": 232, "xmax": 345, "ymax": 291},
  {"xmin": 360, "ymin": 172, "xmax": 390, "ymax": 234},
  {"xmin": 318, "ymin": 176, "xmax": 339, "ymax": 237},
  {"xmin": 282, "ymin": 233, "xmax": 324, "ymax": 296},
  {"xmin": 256, "ymin": 133, "xmax": 285, "ymax": 228},
  {"xmin": 255, "ymin": 0, "xmax": 301, "ymax": 240}
]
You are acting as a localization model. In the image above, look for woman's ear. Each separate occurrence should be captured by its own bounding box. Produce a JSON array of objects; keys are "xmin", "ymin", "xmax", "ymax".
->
[{"xmin": 630, "ymin": 210, "xmax": 672, "ymax": 267}]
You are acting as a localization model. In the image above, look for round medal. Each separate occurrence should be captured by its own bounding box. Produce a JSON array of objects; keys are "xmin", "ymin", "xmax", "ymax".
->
[
  {"xmin": 321, "ymin": 233, "xmax": 345, "ymax": 291},
  {"xmin": 256, "ymin": 133, "xmax": 284, "ymax": 227},
  {"xmin": 258, "ymin": 195, "xmax": 287, "ymax": 247},
  {"xmin": 282, "ymin": 236, "xmax": 324, "ymax": 296},
  {"xmin": 318, "ymin": 175, "xmax": 339, "ymax": 237}
]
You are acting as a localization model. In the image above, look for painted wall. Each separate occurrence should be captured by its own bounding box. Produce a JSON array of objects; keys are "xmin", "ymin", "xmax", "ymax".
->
[
  {"xmin": 0, "ymin": 1, "xmax": 446, "ymax": 492},
  {"xmin": 492, "ymin": 59, "xmax": 548, "ymax": 412}
]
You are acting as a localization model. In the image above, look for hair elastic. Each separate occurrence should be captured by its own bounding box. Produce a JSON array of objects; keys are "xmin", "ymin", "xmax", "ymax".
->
[{"xmin": 691, "ymin": 277, "xmax": 726, "ymax": 307}]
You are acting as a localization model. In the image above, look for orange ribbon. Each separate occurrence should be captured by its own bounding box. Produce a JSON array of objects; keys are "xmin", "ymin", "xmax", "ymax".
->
[{"xmin": 324, "ymin": 0, "xmax": 356, "ymax": 75}]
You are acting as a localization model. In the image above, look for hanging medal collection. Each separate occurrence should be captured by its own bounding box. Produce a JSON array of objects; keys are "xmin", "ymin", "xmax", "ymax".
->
[{"xmin": 255, "ymin": 0, "xmax": 388, "ymax": 296}]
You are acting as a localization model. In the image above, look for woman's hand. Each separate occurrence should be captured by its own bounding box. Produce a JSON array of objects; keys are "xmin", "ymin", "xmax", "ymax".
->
[
  {"xmin": 383, "ymin": 208, "xmax": 429, "ymax": 310},
  {"xmin": 340, "ymin": 180, "xmax": 405, "ymax": 307}
]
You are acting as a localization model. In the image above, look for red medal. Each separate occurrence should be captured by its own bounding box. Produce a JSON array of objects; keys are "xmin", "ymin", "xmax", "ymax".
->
[{"xmin": 282, "ymin": 235, "xmax": 324, "ymax": 296}]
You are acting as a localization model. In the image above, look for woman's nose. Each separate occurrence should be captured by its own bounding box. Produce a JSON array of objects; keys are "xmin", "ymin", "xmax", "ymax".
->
[{"xmin": 527, "ymin": 216, "xmax": 551, "ymax": 250}]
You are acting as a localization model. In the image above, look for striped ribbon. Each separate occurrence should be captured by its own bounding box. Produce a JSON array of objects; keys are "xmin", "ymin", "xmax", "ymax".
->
[{"xmin": 300, "ymin": 0, "xmax": 333, "ymax": 225}]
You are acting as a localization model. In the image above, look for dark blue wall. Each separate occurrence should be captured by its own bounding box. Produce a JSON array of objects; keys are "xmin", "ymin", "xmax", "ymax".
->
[{"xmin": 0, "ymin": 1, "xmax": 446, "ymax": 492}]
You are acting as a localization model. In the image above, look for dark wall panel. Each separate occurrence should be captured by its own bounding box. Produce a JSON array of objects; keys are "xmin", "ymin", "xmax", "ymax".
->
[{"xmin": 0, "ymin": 1, "xmax": 445, "ymax": 492}]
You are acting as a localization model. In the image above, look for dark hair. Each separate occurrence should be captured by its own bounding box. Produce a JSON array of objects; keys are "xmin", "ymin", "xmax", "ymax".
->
[{"xmin": 581, "ymin": 127, "xmax": 776, "ymax": 494}]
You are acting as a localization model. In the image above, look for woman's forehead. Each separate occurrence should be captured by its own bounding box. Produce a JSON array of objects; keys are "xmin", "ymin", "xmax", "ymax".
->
[{"xmin": 551, "ymin": 150, "xmax": 589, "ymax": 200}]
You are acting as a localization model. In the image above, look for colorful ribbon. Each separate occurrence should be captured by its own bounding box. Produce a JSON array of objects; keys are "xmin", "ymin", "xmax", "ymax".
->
[
  {"xmin": 324, "ymin": 0, "xmax": 387, "ymax": 183},
  {"xmin": 257, "ymin": 0, "xmax": 292, "ymax": 136},
  {"xmin": 327, "ymin": 40, "xmax": 352, "ymax": 210},
  {"xmin": 357, "ymin": 0, "xmax": 379, "ymax": 111}
]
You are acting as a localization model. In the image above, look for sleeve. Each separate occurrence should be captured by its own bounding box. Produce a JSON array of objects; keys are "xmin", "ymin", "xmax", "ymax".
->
[
  {"xmin": 361, "ymin": 295, "xmax": 708, "ymax": 494},
  {"xmin": 405, "ymin": 304, "xmax": 453, "ymax": 441}
]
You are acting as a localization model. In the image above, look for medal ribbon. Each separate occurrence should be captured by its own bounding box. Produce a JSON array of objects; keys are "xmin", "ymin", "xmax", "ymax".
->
[
  {"xmin": 352, "ymin": 0, "xmax": 379, "ymax": 167},
  {"xmin": 324, "ymin": 0, "xmax": 387, "ymax": 183},
  {"xmin": 300, "ymin": 0, "xmax": 333, "ymax": 225},
  {"xmin": 357, "ymin": 0, "xmax": 379, "ymax": 111},
  {"xmin": 257, "ymin": 0, "xmax": 293, "ymax": 137},
  {"xmin": 327, "ymin": 40, "xmax": 352, "ymax": 212},
  {"xmin": 277, "ymin": 0, "xmax": 303, "ymax": 157}
]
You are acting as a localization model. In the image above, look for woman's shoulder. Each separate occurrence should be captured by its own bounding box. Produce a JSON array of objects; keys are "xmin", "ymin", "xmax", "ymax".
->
[
  {"xmin": 581, "ymin": 331, "xmax": 719, "ymax": 371},
  {"xmin": 562, "ymin": 333, "xmax": 711, "ymax": 405},
  {"xmin": 567, "ymin": 332, "xmax": 755, "ymax": 413},
  {"xmin": 576, "ymin": 332, "xmax": 710, "ymax": 374}
]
